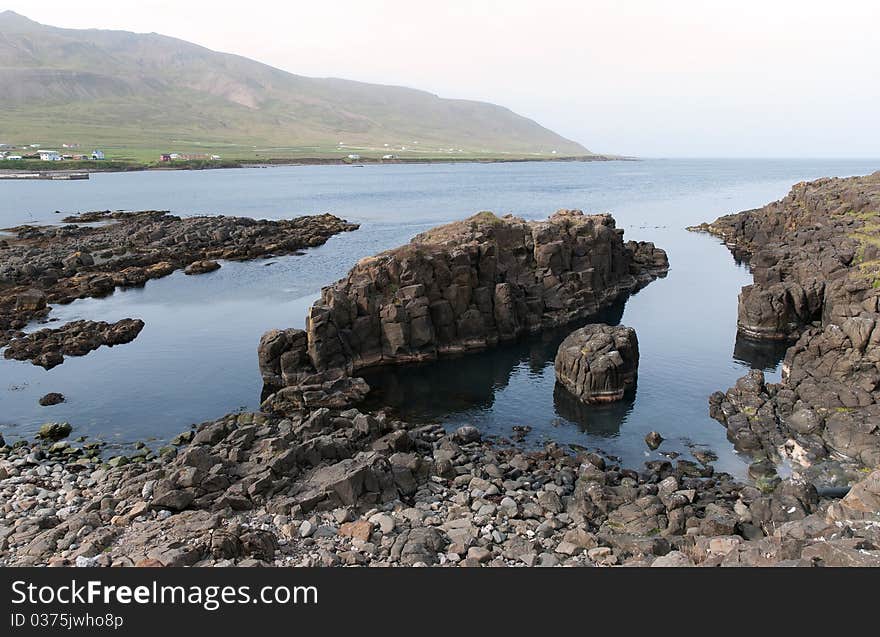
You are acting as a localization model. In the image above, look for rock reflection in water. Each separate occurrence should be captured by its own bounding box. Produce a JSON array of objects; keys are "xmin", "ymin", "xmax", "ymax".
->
[
  {"xmin": 552, "ymin": 383, "xmax": 636, "ymax": 438},
  {"xmin": 361, "ymin": 302, "xmax": 628, "ymax": 437},
  {"xmin": 732, "ymin": 332, "xmax": 790, "ymax": 374}
]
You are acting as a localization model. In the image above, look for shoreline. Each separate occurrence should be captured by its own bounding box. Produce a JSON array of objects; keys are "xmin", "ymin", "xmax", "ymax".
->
[{"xmin": 0, "ymin": 154, "xmax": 634, "ymax": 176}]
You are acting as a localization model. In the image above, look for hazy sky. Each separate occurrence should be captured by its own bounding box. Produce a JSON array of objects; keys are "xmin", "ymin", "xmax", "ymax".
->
[{"xmin": 5, "ymin": 0, "xmax": 879, "ymax": 157}]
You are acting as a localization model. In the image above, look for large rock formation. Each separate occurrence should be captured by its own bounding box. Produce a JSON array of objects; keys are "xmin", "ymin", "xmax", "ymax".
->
[
  {"xmin": 554, "ymin": 324, "xmax": 639, "ymax": 403},
  {"xmin": 698, "ymin": 172, "xmax": 880, "ymax": 478},
  {"xmin": 259, "ymin": 210, "xmax": 668, "ymax": 409}
]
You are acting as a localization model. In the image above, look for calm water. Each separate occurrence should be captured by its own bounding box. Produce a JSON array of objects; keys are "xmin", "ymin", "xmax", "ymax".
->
[{"xmin": 1, "ymin": 159, "xmax": 878, "ymax": 474}]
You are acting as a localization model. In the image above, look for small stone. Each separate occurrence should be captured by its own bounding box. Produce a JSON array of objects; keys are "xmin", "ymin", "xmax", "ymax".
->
[
  {"xmin": 645, "ymin": 431, "xmax": 664, "ymax": 450},
  {"xmin": 370, "ymin": 513, "xmax": 396, "ymax": 534},
  {"xmin": 184, "ymin": 260, "xmax": 221, "ymax": 275},
  {"xmin": 339, "ymin": 520, "xmax": 373, "ymax": 543},
  {"xmin": 299, "ymin": 520, "xmax": 315, "ymax": 538},
  {"xmin": 466, "ymin": 546, "xmax": 492, "ymax": 562},
  {"xmin": 454, "ymin": 425, "xmax": 481, "ymax": 444},
  {"xmin": 587, "ymin": 547, "xmax": 612, "ymax": 561},
  {"xmin": 37, "ymin": 422, "xmax": 72, "ymax": 441},
  {"xmin": 39, "ymin": 392, "xmax": 65, "ymax": 406},
  {"xmin": 555, "ymin": 541, "xmax": 580, "ymax": 556},
  {"xmin": 651, "ymin": 551, "xmax": 695, "ymax": 567}
]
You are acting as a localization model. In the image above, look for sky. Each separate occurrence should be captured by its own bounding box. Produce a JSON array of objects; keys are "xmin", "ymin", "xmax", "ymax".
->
[{"xmin": 4, "ymin": 0, "xmax": 879, "ymax": 158}]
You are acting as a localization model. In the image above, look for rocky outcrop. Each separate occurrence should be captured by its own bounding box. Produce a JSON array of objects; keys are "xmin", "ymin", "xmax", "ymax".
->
[
  {"xmin": 4, "ymin": 318, "xmax": 144, "ymax": 369},
  {"xmin": 554, "ymin": 324, "xmax": 639, "ymax": 403},
  {"xmin": 259, "ymin": 210, "xmax": 667, "ymax": 409},
  {"xmin": 699, "ymin": 172, "xmax": 880, "ymax": 478},
  {"xmin": 692, "ymin": 173, "xmax": 878, "ymax": 341},
  {"xmin": 0, "ymin": 211, "xmax": 358, "ymax": 346}
]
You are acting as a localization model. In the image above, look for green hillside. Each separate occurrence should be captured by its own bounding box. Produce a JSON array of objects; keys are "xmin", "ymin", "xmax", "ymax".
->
[{"xmin": 0, "ymin": 11, "xmax": 591, "ymax": 162}]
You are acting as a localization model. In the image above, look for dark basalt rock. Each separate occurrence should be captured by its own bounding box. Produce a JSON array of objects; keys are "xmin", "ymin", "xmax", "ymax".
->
[
  {"xmin": 554, "ymin": 324, "xmax": 639, "ymax": 403},
  {"xmin": 700, "ymin": 172, "xmax": 880, "ymax": 476},
  {"xmin": 258, "ymin": 210, "xmax": 667, "ymax": 411},
  {"xmin": 4, "ymin": 318, "xmax": 145, "ymax": 369},
  {"xmin": 38, "ymin": 392, "xmax": 65, "ymax": 406},
  {"xmin": 0, "ymin": 211, "xmax": 359, "ymax": 347}
]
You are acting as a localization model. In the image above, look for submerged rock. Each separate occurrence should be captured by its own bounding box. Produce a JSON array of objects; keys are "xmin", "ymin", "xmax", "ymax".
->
[{"xmin": 554, "ymin": 324, "xmax": 639, "ymax": 403}]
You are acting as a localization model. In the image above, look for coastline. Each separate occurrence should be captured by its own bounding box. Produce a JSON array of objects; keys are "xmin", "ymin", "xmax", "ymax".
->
[{"xmin": 0, "ymin": 154, "xmax": 634, "ymax": 176}]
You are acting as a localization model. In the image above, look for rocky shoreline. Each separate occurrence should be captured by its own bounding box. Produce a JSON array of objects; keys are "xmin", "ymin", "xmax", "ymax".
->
[
  {"xmin": 4, "ymin": 188, "xmax": 880, "ymax": 568},
  {"xmin": 0, "ymin": 210, "xmax": 359, "ymax": 352},
  {"xmin": 693, "ymin": 172, "xmax": 880, "ymax": 487},
  {"xmin": 2, "ymin": 405, "xmax": 878, "ymax": 567}
]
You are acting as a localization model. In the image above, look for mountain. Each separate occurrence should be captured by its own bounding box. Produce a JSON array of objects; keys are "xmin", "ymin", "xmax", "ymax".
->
[{"xmin": 0, "ymin": 11, "xmax": 590, "ymax": 159}]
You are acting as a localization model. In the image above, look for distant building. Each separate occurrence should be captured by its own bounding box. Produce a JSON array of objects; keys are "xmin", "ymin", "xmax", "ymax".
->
[
  {"xmin": 91, "ymin": 150, "xmax": 105, "ymax": 160},
  {"xmin": 38, "ymin": 150, "xmax": 62, "ymax": 161},
  {"xmin": 347, "ymin": 154, "xmax": 361, "ymax": 160},
  {"xmin": 6, "ymin": 155, "xmax": 23, "ymax": 161},
  {"xmin": 382, "ymin": 154, "xmax": 397, "ymax": 160}
]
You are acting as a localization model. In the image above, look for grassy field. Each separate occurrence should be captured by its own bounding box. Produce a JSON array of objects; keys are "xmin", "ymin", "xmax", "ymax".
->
[{"xmin": 1, "ymin": 142, "xmax": 607, "ymax": 171}]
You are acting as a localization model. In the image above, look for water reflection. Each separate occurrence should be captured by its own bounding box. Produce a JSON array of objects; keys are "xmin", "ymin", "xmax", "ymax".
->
[
  {"xmin": 732, "ymin": 333, "xmax": 790, "ymax": 374},
  {"xmin": 552, "ymin": 383, "xmax": 636, "ymax": 438},
  {"xmin": 362, "ymin": 301, "xmax": 627, "ymax": 427}
]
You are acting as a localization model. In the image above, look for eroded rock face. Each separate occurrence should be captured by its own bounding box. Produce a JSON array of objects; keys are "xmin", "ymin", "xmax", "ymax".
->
[
  {"xmin": 259, "ymin": 210, "xmax": 667, "ymax": 409},
  {"xmin": 700, "ymin": 173, "xmax": 880, "ymax": 475},
  {"xmin": 554, "ymin": 324, "xmax": 639, "ymax": 403},
  {"xmin": 4, "ymin": 318, "xmax": 145, "ymax": 369}
]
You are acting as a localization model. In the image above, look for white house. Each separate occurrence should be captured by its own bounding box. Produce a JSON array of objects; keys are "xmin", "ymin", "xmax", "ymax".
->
[
  {"xmin": 6, "ymin": 155, "xmax": 22, "ymax": 161},
  {"xmin": 347, "ymin": 154, "xmax": 361, "ymax": 160},
  {"xmin": 38, "ymin": 150, "xmax": 62, "ymax": 161},
  {"xmin": 91, "ymin": 150, "xmax": 105, "ymax": 160},
  {"xmin": 382, "ymin": 154, "xmax": 397, "ymax": 160}
]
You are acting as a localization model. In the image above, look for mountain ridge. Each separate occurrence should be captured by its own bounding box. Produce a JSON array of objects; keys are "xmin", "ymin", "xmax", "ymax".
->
[{"xmin": 0, "ymin": 11, "xmax": 591, "ymax": 159}]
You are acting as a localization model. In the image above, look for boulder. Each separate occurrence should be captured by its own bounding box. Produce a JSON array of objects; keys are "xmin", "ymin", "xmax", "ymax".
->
[{"xmin": 554, "ymin": 324, "xmax": 639, "ymax": 403}]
